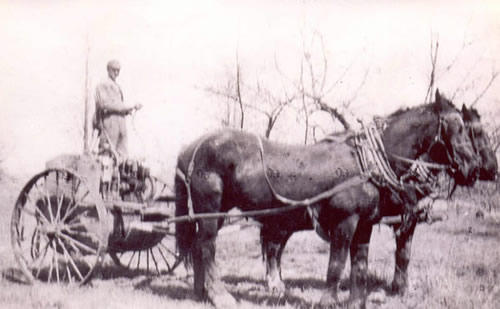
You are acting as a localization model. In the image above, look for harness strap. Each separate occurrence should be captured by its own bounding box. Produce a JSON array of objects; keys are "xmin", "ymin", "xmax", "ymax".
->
[
  {"xmin": 365, "ymin": 125, "xmax": 401, "ymax": 188},
  {"xmin": 256, "ymin": 136, "xmax": 366, "ymax": 206},
  {"xmin": 176, "ymin": 135, "xmax": 211, "ymax": 220},
  {"xmin": 388, "ymin": 153, "xmax": 448, "ymax": 171},
  {"xmin": 176, "ymin": 168, "xmax": 195, "ymax": 219}
]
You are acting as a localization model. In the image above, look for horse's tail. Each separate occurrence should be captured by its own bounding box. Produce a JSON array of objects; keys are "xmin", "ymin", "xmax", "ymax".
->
[{"xmin": 175, "ymin": 171, "xmax": 196, "ymax": 268}]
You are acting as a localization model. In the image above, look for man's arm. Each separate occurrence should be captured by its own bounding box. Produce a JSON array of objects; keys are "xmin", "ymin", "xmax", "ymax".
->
[{"xmin": 95, "ymin": 84, "xmax": 133, "ymax": 116}]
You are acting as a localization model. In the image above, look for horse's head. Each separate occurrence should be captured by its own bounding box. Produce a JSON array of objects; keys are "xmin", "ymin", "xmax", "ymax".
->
[
  {"xmin": 427, "ymin": 90, "xmax": 480, "ymax": 185},
  {"xmin": 383, "ymin": 89, "xmax": 480, "ymax": 186},
  {"xmin": 461, "ymin": 105, "xmax": 498, "ymax": 180}
]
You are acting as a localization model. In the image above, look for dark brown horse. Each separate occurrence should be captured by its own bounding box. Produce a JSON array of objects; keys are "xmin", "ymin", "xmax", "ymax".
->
[
  {"xmin": 260, "ymin": 101, "xmax": 499, "ymax": 303},
  {"xmin": 462, "ymin": 105, "xmax": 498, "ymax": 180},
  {"xmin": 175, "ymin": 90, "xmax": 480, "ymax": 308}
]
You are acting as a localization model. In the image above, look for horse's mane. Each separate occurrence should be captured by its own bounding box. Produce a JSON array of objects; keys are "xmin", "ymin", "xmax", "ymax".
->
[{"xmin": 385, "ymin": 96, "xmax": 458, "ymax": 123}]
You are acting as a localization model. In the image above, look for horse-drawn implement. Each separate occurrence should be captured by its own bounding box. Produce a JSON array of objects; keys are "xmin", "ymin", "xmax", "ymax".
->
[
  {"xmin": 10, "ymin": 151, "xmax": 184, "ymax": 284},
  {"xmin": 9, "ymin": 89, "xmax": 497, "ymax": 309}
]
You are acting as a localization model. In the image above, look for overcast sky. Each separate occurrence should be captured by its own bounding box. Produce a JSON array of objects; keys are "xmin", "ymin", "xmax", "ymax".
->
[{"xmin": 1, "ymin": 0, "xmax": 499, "ymax": 177}]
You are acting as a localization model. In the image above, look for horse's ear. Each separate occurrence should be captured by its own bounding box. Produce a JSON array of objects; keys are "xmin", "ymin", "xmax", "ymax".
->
[
  {"xmin": 435, "ymin": 88, "xmax": 441, "ymax": 104},
  {"xmin": 434, "ymin": 88, "xmax": 445, "ymax": 113},
  {"xmin": 462, "ymin": 104, "xmax": 468, "ymax": 114}
]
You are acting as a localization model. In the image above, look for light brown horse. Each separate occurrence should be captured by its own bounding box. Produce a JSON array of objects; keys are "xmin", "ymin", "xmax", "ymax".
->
[{"xmin": 175, "ymin": 90, "xmax": 480, "ymax": 308}]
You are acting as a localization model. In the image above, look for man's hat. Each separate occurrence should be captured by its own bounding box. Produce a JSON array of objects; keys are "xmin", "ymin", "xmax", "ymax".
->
[{"xmin": 107, "ymin": 59, "xmax": 121, "ymax": 70}]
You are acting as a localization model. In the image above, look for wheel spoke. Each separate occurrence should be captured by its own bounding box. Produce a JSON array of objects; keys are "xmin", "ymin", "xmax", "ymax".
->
[
  {"xmin": 150, "ymin": 248, "xmax": 161, "ymax": 275},
  {"xmin": 23, "ymin": 189, "xmax": 51, "ymax": 225},
  {"xmin": 126, "ymin": 251, "xmax": 137, "ymax": 269},
  {"xmin": 20, "ymin": 191, "xmax": 47, "ymax": 220},
  {"xmin": 34, "ymin": 207, "xmax": 51, "ymax": 225},
  {"xmin": 48, "ymin": 248, "xmax": 55, "ymax": 283},
  {"xmin": 71, "ymin": 177, "xmax": 82, "ymax": 198},
  {"xmin": 56, "ymin": 192, "xmax": 64, "ymax": 222},
  {"xmin": 39, "ymin": 177, "xmax": 55, "ymax": 223},
  {"xmin": 146, "ymin": 249, "xmax": 150, "ymax": 274},
  {"xmin": 61, "ymin": 189, "xmax": 90, "ymax": 223},
  {"xmin": 55, "ymin": 237, "xmax": 73, "ymax": 283},
  {"xmin": 136, "ymin": 250, "xmax": 141, "ymax": 270},
  {"xmin": 157, "ymin": 246, "xmax": 172, "ymax": 271},
  {"xmin": 33, "ymin": 240, "xmax": 52, "ymax": 278},
  {"xmin": 159, "ymin": 242, "xmax": 178, "ymax": 257},
  {"xmin": 64, "ymin": 229, "xmax": 100, "ymax": 243},
  {"xmin": 58, "ymin": 233, "xmax": 97, "ymax": 255},
  {"xmin": 62, "ymin": 235, "xmax": 94, "ymax": 270},
  {"xmin": 57, "ymin": 237, "xmax": 84, "ymax": 282},
  {"xmin": 54, "ymin": 244, "xmax": 60, "ymax": 284}
]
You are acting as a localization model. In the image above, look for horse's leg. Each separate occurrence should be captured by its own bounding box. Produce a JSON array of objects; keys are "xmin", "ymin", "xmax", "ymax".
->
[
  {"xmin": 191, "ymin": 175, "xmax": 236, "ymax": 308},
  {"xmin": 319, "ymin": 214, "xmax": 360, "ymax": 307},
  {"xmin": 391, "ymin": 220, "xmax": 417, "ymax": 294},
  {"xmin": 260, "ymin": 225, "xmax": 292, "ymax": 293},
  {"xmin": 276, "ymin": 231, "xmax": 292, "ymax": 281},
  {"xmin": 349, "ymin": 220, "xmax": 373, "ymax": 309}
]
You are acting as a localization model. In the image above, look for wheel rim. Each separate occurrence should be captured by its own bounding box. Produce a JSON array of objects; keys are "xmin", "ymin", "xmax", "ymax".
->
[
  {"xmin": 108, "ymin": 236, "xmax": 181, "ymax": 275},
  {"xmin": 11, "ymin": 169, "xmax": 108, "ymax": 285},
  {"xmin": 108, "ymin": 176, "xmax": 181, "ymax": 275}
]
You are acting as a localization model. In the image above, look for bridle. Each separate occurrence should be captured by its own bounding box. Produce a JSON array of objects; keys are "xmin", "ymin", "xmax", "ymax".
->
[
  {"xmin": 465, "ymin": 121, "xmax": 488, "ymax": 157},
  {"xmin": 429, "ymin": 112, "xmax": 464, "ymax": 172},
  {"xmin": 390, "ymin": 111, "xmax": 466, "ymax": 180}
]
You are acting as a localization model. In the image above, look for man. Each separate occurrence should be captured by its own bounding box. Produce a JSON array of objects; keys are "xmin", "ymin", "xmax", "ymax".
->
[{"xmin": 94, "ymin": 60, "xmax": 142, "ymax": 159}]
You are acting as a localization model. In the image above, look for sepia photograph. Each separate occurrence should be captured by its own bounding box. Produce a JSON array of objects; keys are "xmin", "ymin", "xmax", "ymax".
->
[{"xmin": 1, "ymin": 1, "xmax": 499, "ymax": 308}]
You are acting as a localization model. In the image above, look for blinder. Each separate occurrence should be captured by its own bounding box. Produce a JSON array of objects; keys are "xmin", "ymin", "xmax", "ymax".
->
[
  {"xmin": 465, "ymin": 122, "xmax": 487, "ymax": 155},
  {"xmin": 428, "ymin": 112, "xmax": 468, "ymax": 175}
]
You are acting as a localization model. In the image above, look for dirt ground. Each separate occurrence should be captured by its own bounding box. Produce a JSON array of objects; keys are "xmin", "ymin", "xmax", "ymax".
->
[{"xmin": 0, "ymin": 172, "xmax": 499, "ymax": 308}]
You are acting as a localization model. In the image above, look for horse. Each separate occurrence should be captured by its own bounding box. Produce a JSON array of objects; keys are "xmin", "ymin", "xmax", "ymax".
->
[
  {"xmin": 174, "ymin": 90, "xmax": 480, "ymax": 308},
  {"xmin": 260, "ymin": 100, "xmax": 499, "ymax": 302},
  {"xmin": 461, "ymin": 105, "xmax": 498, "ymax": 181}
]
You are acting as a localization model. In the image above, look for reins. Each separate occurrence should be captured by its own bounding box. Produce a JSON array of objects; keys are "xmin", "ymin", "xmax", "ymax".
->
[{"xmin": 174, "ymin": 110, "xmax": 463, "ymax": 226}]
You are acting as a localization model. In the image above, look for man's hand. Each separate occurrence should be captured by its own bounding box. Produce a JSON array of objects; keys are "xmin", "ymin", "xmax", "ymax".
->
[{"xmin": 127, "ymin": 103, "xmax": 142, "ymax": 115}]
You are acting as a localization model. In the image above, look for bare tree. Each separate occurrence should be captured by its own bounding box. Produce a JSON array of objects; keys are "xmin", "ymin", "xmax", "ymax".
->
[
  {"xmin": 287, "ymin": 32, "xmax": 369, "ymax": 143},
  {"xmin": 425, "ymin": 31, "xmax": 498, "ymax": 106},
  {"xmin": 245, "ymin": 84, "xmax": 296, "ymax": 138},
  {"xmin": 205, "ymin": 52, "xmax": 245, "ymax": 129},
  {"xmin": 83, "ymin": 41, "xmax": 91, "ymax": 153},
  {"xmin": 424, "ymin": 33, "xmax": 439, "ymax": 104},
  {"xmin": 205, "ymin": 53, "xmax": 296, "ymax": 138}
]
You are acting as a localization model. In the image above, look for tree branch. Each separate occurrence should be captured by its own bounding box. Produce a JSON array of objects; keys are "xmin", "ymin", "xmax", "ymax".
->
[
  {"xmin": 235, "ymin": 53, "xmax": 244, "ymax": 129},
  {"xmin": 471, "ymin": 68, "xmax": 499, "ymax": 106},
  {"xmin": 315, "ymin": 98, "xmax": 351, "ymax": 130}
]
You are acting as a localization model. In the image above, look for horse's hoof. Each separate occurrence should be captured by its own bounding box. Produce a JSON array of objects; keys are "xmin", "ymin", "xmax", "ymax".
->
[
  {"xmin": 268, "ymin": 277, "xmax": 286, "ymax": 295},
  {"xmin": 367, "ymin": 289, "xmax": 386, "ymax": 304},
  {"xmin": 209, "ymin": 290, "xmax": 237, "ymax": 309},
  {"xmin": 391, "ymin": 278, "xmax": 408, "ymax": 295},
  {"xmin": 346, "ymin": 299, "xmax": 366, "ymax": 309},
  {"xmin": 319, "ymin": 290, "xmax": 338, "ymax": 308}
]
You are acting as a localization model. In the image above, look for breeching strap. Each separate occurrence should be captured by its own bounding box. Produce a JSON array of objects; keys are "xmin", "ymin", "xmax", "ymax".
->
[{"xmin": 175, "ymin": 135, "xmax": 209, "ymax": 220}]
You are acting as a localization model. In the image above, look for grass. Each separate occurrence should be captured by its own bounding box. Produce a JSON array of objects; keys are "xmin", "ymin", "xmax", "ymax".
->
[{"xmin": 0, "ymin": 173, "xmax": 499, "ymax": 308}]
